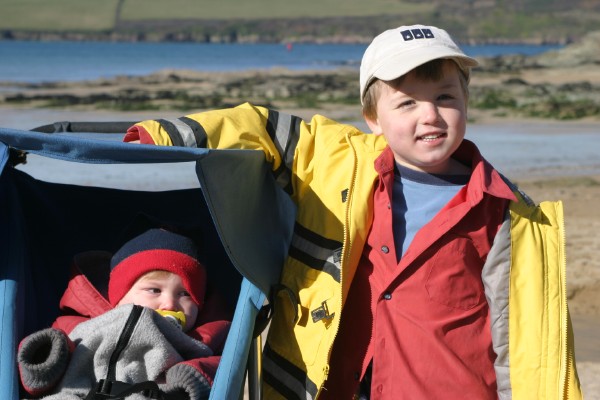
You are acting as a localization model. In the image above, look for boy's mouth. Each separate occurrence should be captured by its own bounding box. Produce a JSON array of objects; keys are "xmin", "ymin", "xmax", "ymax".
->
[{"xmin": 418, "ymin": 132, "xmax": 446, "ymax": 142}]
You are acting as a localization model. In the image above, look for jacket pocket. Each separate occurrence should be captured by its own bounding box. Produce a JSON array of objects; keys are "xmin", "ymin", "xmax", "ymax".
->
[
  {"xmin": 268, "ymin": 268, "xmax": 335, "ymax": 367},
  {"xmin": 425, "ymin": 235, "xmax": 485, "ymax": 310}
]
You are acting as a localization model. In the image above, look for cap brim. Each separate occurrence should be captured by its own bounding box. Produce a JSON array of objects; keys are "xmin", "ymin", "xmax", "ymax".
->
[{"xmin": 372, "ymin": 46, "xmax": 478, "ymax": 82}]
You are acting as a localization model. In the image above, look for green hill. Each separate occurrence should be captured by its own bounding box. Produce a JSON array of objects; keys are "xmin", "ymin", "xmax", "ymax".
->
[{"xmin": 1, "ymin": 0, "xmax": 599, "ymax": 43}]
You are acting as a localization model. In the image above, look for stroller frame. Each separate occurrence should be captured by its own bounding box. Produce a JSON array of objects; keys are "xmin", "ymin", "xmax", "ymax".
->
[{"xmin": 0, "ymin": 121, "xmax": 296, "ymax": 399}]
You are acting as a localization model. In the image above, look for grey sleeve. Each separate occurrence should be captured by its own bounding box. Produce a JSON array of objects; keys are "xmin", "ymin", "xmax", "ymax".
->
[{"xmin": 18, "ymin": 327, "xmax": 71, "ymax": 394}]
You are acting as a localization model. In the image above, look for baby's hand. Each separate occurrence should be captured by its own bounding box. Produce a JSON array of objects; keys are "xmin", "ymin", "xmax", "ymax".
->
[
  {"xmin": 163, "ymin": 363, "xmax": 211, "ymax": 400},
  {"xmin": 18, "ymin": 328, "xmax": 74, "ymax": 395},
  {"xmin": 123, "ymin": 124, "xmax": 156, "ymax": 144}
]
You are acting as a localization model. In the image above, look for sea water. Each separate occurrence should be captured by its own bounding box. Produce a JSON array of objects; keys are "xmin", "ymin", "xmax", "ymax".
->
[{"xmin": 0, "ymin": 40, "xmax": 563, "ymax": 83}]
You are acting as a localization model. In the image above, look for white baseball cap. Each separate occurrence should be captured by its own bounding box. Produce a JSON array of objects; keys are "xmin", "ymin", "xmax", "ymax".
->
[{"xmin": 359, "ymin": 24, "xmax": 478, "ymax": 103}]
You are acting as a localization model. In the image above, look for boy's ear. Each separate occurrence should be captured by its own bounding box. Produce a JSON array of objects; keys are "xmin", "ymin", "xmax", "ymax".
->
[{"xmin": 364, "ymin": 115, "xmax": 383, "ymax": 136}]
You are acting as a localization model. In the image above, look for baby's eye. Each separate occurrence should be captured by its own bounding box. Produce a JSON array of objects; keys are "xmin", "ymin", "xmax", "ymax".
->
[
  {"xmin": 144, "ymin": 288, "xmax": 161, "ymax": 294},
  {"xmin": 179, "ymin": 290, "xmax": 192, "ymax": 298}
]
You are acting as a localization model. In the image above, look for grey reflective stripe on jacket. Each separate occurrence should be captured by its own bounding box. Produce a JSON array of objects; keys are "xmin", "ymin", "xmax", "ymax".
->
[{"xmin": 482, "ymin": 213, "xmax": 512, "ymax": 399}]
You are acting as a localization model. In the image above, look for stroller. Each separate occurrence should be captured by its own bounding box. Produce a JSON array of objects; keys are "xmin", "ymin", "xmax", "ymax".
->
[{"xmin": 0, "ymin": 120, "xmax": 296, "ymax": 399}]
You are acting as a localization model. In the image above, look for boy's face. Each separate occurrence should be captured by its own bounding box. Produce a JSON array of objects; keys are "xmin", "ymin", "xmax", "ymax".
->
[
  {"xmin": 365, "ymin": 60, "xmax": 468, "ymax": 174},
  {"xmin": 118, "ymin": 272, "xmax": 199, "ymax": 332}
]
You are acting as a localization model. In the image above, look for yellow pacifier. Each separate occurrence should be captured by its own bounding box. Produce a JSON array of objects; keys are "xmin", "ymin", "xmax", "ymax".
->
[{"xmin": 155, "ymin": 310, "xmax": 186, "ymax": 331}]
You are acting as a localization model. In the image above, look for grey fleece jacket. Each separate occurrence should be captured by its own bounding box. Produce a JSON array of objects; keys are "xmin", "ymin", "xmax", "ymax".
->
[{"xmin": 18, "ymin": 304, "xmax": 213, "ymax": 400}]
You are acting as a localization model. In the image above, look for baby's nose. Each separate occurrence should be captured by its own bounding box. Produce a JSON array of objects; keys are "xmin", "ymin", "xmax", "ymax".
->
[{"xmin": 159, "ymin": 295, "xmax": 178, "ymax": 311}]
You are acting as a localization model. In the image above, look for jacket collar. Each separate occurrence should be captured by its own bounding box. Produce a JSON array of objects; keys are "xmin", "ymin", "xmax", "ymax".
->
[{"xmin": 374, "ymin": 139, "xmax": 517, "ymax": 204}]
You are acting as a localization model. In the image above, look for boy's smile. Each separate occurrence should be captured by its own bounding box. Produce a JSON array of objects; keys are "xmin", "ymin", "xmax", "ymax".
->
[{"xmin": 365, "ymin": 60, "xmax": 469, "ymax": 175}]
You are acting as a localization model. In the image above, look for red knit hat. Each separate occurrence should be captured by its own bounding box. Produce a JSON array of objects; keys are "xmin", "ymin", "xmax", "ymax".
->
[{"xmin": 108, "ymin": 228, "xmax": 207, "ymax": 307}]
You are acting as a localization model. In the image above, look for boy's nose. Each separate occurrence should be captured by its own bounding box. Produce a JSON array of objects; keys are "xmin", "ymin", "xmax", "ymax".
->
[{"xmin": 421, "ymin": 102, "xmax": 440, "ymax": 123}]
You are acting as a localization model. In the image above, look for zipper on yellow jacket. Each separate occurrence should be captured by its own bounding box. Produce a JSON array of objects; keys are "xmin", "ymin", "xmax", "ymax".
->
[{"xmin": 315, "ymin": 131, "xmax": 361, "ymax": 398}]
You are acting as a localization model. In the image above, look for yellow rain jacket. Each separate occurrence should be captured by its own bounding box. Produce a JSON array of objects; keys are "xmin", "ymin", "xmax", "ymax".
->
[{"xmin": 128, "ymin": 103, "xmax": 582, "ymax": 399}]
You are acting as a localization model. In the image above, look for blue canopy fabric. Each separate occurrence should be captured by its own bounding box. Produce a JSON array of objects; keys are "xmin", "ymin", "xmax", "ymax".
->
[{"xmin": 0, "ymin": 127, "xmax": 295, "ymax": 399}]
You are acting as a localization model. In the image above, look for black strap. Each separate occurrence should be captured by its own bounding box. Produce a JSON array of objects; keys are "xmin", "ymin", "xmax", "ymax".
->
[
  {"xmin": 86, "ymin": 379, "xmax": 165, "ymax": 399},
  {"xmin": 30, "ymin": 121, "xmax": 136, "ymax": 134},
  {"xmin": 105, "ymin": 305, "xmax": 144, "ymax": 386},
  {"xmin": 85, "ymin": 305, "xmax": 168, "ymax": 400}
]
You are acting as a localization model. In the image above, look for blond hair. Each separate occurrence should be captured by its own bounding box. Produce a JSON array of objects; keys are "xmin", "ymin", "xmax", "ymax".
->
[
  {"xmin": 362, "ymin": 59, "xmax": 469, "ymax": 121},
  {"xmin": 135, "ymin": 269, "xmax": 174, "ymax": 282}
]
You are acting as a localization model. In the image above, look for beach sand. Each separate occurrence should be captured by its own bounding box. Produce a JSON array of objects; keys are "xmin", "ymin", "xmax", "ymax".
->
[{"xmin": 1, "ymin": 106, "xmax": 598, "ymax": 397}]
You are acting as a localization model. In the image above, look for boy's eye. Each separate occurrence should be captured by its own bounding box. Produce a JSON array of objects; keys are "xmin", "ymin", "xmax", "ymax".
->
[
  {"xmin": 398, "ymin": 100, "xmax": 415, "ymax": 108},
  {"xmin": 179, "ymin": 291, "xmax": 192, "ymax": 298},
  {"xmin": 145, "ymin": 288, "xmax": 161, "ymax": 294},
  {"xmin": 438, "ymin": 93, "xmax": 455, "ymax": 101}
]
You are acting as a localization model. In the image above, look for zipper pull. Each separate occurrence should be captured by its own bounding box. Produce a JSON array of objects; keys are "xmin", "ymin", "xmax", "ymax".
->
[{"xmin": 311, "ymin": 300, "xmax": 335, "ymax": 323}]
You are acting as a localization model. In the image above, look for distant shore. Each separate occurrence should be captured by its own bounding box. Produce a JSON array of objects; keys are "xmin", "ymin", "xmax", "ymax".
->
[
  {"xmin": 1, "ymin": 56, "xmax": 598, "ymax": 124},
  {"xmin": 0, "ymin": 31, "xmax": 574, "ymax": 46},
  {"xmin": 2, "ymin": 29, "xmax": 599, "ymax": 123}
]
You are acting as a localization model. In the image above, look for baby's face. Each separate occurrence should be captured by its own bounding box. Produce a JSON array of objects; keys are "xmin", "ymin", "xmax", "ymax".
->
[{"xmin": 118, "ymin": 272, "xmax": 199, "ymax": 332}]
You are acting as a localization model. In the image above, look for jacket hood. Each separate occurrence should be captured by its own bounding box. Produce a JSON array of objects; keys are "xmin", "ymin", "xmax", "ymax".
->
[{"xmin": 54, "ymin": 251, "xmax": 114, "ymax": 334}]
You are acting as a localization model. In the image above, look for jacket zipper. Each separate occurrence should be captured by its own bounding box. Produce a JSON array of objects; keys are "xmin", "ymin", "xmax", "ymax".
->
[
  {"xmin": 318, "ymin": 133, "xmax": 360, "ymax": 397},
  {"xmin": 558, "ymin": 202, "xmax": 570, "ymax": 399}
]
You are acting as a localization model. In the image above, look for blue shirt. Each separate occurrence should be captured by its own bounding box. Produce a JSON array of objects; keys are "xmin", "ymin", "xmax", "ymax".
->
[{"xmin": 392, "ymin": 163, "xmax": 470, "ymax": 260}]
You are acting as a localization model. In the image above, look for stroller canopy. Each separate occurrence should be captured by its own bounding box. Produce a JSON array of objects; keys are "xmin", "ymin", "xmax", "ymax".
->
[{"xmin": 0, "ymin": 126, "xmax": 295, "ymax": 399}]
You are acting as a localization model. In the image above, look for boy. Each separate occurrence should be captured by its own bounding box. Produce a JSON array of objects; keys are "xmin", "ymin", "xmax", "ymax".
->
[
  {"xmin": 18, "ymin": 228, "xmax": 230, "ymax": 400},
  {"xmin": 123, "ymin": 25, "xmax": 581, "ymax": 399}
]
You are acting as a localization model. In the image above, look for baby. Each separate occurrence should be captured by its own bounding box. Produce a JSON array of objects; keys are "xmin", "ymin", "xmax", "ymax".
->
[{"xmin": 18, "ymin": 228, "xmax": 230, "ymax": 400}]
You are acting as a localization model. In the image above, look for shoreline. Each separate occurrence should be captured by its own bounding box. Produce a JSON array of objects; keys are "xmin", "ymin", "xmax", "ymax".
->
[
  {"xmin": 2, "ymin": 104, "xmax": 600, "ymax": 131},
  {"xmin": 0, "ymin": 34, "xmax": 574, "ymax": 46},
  {"xmin": 2, "ymin": 45, "xmax": 599, "ymax": 123}
]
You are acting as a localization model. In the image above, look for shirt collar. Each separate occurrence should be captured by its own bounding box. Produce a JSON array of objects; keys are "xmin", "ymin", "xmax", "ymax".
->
[{"xmin": 373, "ymin": 140, "xmax": 517, "ymax": 202}]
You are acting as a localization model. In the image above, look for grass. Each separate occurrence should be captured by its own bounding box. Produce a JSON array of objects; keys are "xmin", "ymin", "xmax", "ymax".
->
[
  {"xmin": 471, "ymin": 89, "xmax": 518, "ymax": 110},
  {"xmin": 0, "ymin": 0, "xmax": 432, "ymax": 31},
  {"xmin": 477, "ymin": 12, "xmax": 563, "ymax": 40},
  {"xmin": 121, "ymin": 0, "xmax": 432, "ymax": 20},
  {"xmin": 522, "ymin": 98, "xmax": 600, "ymax": 120},
  {"xmin": 0, "ymin": 0, "xmax": 120, "ymax": 31},
  {"xmin": 468, "ymin": 86, "xmax": 600, "ymax": 121},
  {"xmin": 1, "ymin": 0, "xmax": 597, "ymax": 43}
]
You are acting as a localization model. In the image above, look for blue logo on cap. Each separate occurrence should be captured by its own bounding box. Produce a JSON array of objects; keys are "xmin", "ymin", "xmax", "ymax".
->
[{"xmin": 401, "ymin": 28, "xmax": 434, "ymax": 41}]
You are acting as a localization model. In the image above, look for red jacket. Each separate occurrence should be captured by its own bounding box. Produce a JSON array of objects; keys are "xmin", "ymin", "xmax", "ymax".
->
[
  {"xmin": 322, "ymin": 143, "xmax": 516, "ymax": 399},
  {"xmin": 51, "ymin": 250, "xmax": 231, "ymax": 387}
]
